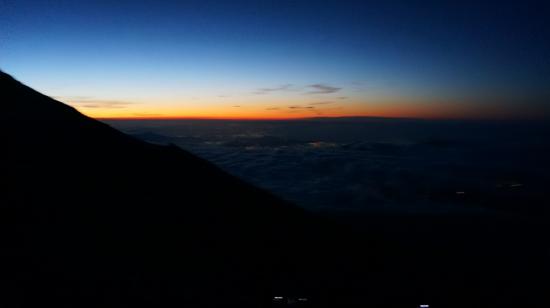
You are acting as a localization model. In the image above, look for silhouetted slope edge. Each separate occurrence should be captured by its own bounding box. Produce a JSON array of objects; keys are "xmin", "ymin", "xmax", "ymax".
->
[{"xmin": 1, "ymin": 70, "xmax": 364, "ymax": 307}]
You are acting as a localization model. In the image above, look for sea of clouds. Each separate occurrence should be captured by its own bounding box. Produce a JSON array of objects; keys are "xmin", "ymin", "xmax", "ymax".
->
[{"xmin": 106, "ymin": 118, "xmax": 550, "ymax": 215}]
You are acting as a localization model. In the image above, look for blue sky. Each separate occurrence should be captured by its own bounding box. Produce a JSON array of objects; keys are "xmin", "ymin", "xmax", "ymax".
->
[{"xmin": 1, "ymin": 1, "xmax": 549, "ymax": 118}]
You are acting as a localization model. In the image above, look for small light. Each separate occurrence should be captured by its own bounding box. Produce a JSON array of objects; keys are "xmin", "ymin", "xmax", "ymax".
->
[
  {"xmin": 298, "ymin": 297, "xmax": 308, "ymax": 301},
  {"xmin": 273, "ymin": 296, "xmax": 283, "ymax": 300},
  {"xmin": 420, "ymin": 305, "xmax": 430, "ymax": 308}
]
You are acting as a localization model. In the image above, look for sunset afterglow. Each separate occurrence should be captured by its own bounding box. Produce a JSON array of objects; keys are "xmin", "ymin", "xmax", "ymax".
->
[{"xmin": 2, "ymin": 1, "xmax": 549, "ymax": 120}]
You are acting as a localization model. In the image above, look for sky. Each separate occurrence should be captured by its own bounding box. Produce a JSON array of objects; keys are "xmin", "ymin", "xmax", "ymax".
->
[{"xmin": 1, "ymin": 0, "xmax": 549, "ymax": 119}]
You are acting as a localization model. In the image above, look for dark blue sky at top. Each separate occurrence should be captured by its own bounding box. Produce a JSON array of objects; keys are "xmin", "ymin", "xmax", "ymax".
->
[{"xmin": 1, "ymin": 0, "xmax": 549, "ymax": 118}]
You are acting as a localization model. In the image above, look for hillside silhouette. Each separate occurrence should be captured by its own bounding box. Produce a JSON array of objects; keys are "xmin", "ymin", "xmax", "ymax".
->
[
  {"xmin": 0, "ymin": 70, "xmax": 352, "ymax": 307},
  {"xmin": 1, "ymin": 71, "xmax": 547, "ymax": 307}
]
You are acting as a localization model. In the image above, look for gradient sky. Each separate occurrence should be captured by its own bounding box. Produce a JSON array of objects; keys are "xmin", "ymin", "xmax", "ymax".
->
[{"xmin": 1, "ymin": 1, "xmax": 549, "ymax": 119}]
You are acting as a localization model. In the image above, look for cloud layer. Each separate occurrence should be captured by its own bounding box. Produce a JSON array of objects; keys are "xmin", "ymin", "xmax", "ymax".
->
[{"xmin": 106, "ymin": 119, "xmax": 550, "ymax": 215}]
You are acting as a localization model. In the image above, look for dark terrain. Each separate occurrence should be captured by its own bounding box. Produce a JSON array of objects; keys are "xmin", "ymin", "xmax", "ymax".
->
[{"xmin": 1, "ymin": 71, "xmax": 548, "ymax": 307}]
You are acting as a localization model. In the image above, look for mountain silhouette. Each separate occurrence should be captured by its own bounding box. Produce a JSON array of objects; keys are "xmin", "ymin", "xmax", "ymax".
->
[
  {"xmin": 1, "ymin": 71, "xmax": 362, "ymax": 307},
  {"xmin": 1, "ymin": 71, "xmax": 548, "ymax": 308}
]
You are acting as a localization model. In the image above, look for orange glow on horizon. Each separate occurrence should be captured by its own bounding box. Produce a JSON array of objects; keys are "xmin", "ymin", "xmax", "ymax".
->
[{"xmin": 68, "ymin": 97, "xmax": 543, "ymax": 121}]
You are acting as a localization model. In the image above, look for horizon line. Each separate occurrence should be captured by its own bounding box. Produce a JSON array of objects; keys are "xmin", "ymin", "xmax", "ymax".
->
[
  {"xmin": 94, "ymin": 115, "xmax": 545, "ymax": 122},
  {"xmin": 95, "ymin": 115, "xmax": 440, "ymax": 121}
]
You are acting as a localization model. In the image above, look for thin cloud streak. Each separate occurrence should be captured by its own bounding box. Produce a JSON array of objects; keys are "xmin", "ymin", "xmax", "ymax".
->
[
  {"xmin": 306, "ymin": 84, "xmax": 341, "ymax": 94},
  {"xmin": 254, "ymin": 83, "xmax": 343, "ymax": 97},
  {"xmin": 55, "ymin": 96, "xmax": 135, "ymax": 109},
  {"xmin": 288, "ymin": 106, "xmax": 315, "ymax": 109},
  {"xmin": 253, "ymin": 84, "xmax": 293, "ymax": 95}
]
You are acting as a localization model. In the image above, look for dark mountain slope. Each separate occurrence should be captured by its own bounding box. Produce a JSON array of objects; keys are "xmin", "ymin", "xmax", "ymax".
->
[{"xmin": 0, "ymin": 71, "xmax": 371, "ymax": 307}]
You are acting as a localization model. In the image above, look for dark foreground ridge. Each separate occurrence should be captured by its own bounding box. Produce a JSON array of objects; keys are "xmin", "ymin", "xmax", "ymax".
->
[
  {"xmin": 0, "ymin": 71, "xmax": 547, "ymax": 307},
  {"xmin": 0, "ymin": 70, "xmax": 368, "ymax": 307}
]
